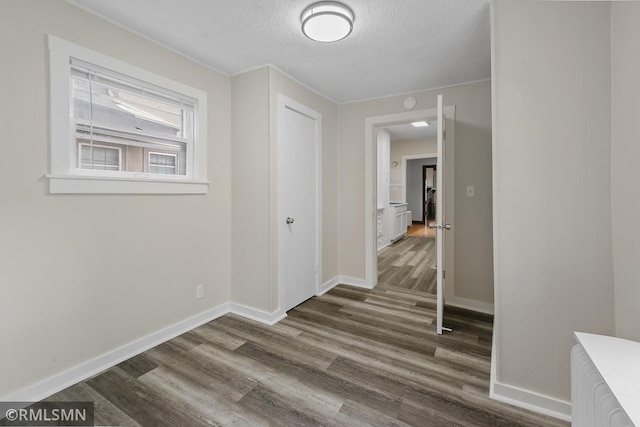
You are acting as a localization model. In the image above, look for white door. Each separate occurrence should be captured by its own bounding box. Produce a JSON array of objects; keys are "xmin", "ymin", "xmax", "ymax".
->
[
  {"xmin": 278, "ymin": 96, "xmax": 321, "ymax": 312},
  {"xmin": 436, "ymin": 94, "xmax": 448, "ymax": 335}
]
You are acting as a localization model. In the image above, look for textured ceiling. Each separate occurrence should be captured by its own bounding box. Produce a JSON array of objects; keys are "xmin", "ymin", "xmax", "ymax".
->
[{"xmin": 66, "ymin": 0, "xmax": 491, "ymax": 103}]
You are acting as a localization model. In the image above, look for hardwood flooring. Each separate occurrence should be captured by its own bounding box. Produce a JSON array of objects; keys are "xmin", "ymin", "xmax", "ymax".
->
[
  {"xmin": 44, "ymin": 284, "xmax": 568, "ymax": 427},
  {"xmin": 406, "ymin": 222, "xmax": 435, "ymax": 238},
  {"xmin": 378, "ymin": 236, "xmax": 437, "ymax": 293}
]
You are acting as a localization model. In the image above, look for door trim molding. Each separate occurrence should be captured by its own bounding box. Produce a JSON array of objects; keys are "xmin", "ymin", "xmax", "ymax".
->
[
  {"xmin": 276, "ymin": 95, "xmax": 322, "ymax": 313},
  {"xmin": 364, "ymin": 106, "xmax": 455, "ymax": 289},
  {"xmin": 400, "ymin": 153, "xmax": 437, "ymax": 214}
]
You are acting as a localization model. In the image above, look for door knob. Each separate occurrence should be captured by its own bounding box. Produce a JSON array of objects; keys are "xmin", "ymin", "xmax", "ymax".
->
[
  {"xmin": 286, "ymin": 217, "xmax": 295, "ymax": 224},
  {"xmin": 429, "ymin": 223, "xmax": 451, "ymax": 230}
]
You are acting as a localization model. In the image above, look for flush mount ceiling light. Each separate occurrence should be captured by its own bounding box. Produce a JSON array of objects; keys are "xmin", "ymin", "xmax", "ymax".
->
[
  {"xmin": 411, "ymin": 121, "xmax": 430, "ymax": 127},
  {"xmin": 301, "ymin": 2, "xmax": 354, "ymax": 43}
]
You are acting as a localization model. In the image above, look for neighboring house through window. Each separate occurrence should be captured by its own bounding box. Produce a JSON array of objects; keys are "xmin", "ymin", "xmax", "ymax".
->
[
  {"xmin": 47, "ymin": 35, "xmax": 208, "ymax": 194},
  {"xmin": 79, "ymin": 144, "xmax": 121, "ymax": 171},
  {"xmin": 148, "ymin": 152, "xmax": 178, "ymax": 175}
]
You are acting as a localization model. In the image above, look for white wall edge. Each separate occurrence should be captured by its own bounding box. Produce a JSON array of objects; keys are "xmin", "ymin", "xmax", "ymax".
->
[
  {"xmin": 490, "ymin": 381, "xmax": 572, "ymax": 422},
  {"xmin": 229, "ymin": 303, "xmax": 287, "ymax": 326},
  {"xmin": 339, "ymin": 275, "xmax": 374, "ymax": 289},
  {"xmin": 318, "ymin": 277, "xmax": 341, "ymax": 296},
  {"xmin": 1, "ymin": 303, "xmax": 231, "ymax": 402},
  {"xmin": 446, "ymin": 295, "xmax": 495, "ymax": 315}
]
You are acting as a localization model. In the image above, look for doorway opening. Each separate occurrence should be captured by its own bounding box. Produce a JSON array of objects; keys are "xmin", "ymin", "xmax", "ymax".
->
[
  {"xmin": 364, "ymin": 102, "xmax": 456, "ymax": 334},
  {"xmin": 364, "ymin": 106, "xmax": 454, "ymax": 287},
  {"xmin": 424, "ymin": 165, "xmax": 437, "ymax": 223},
  {"xmin": 376, "ymin": 124, "xmax": 438, "ymax": 293}
]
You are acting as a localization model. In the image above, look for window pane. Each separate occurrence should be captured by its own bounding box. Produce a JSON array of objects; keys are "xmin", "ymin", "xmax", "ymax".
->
[
  {"xmin": 93, "ymin": 148, "xmax": 106, "ymax": 162},
  {"xmin": 71, "ymin": 62, "xmax": 195, "ymax": 175},
  {"xmin": 68, "ymin": 60, "xmax": 193, "ymax": 178},
  {"xmin": 73, "ymin": 77, "xmax": 190, "ymax": 139},
  {"xmin": 80, "ymin": 145, "xmax": 120, "ymax": 171},
  {"xmin": 105, "ymin": 149, "xmax": 119, "ymax": 165},
  {"xmin": 76, "ymin": 131, "xmax": 184, "ymax": 175},
  {"xmin": 149, "ymin": 152, "xmax": 178, "ymax": 175}
]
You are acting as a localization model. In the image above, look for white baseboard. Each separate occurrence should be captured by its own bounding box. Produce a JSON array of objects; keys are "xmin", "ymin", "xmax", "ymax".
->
[
  {"xmin": 338, "ymin": 275, "xmax": 374, "ymax": 289},
  {"xmin": 377, "ymin": 242, "xmax": 391, "ymax": 251},
  {"xmin": 229, "ymin": 303, "xmax": 286, "ymax": 326},
  {"xmin": 490, "ymin": 381, "xmax": 572, "ymax": 422},
  {"xmin": 317, "ymin": 277, "xmax": 341, "ymax": 295},
  {"xmin": 1, "ymin": 303, "xmax": 231, "ymax": 403},
  {"xmin": 316, "ymin": 275, "xmax": 373, "ymax": 291},
  {"xmin": 1, "ymin": 298, "xmax": 290, "ymax": 403},
  {"xmin": 446, "ymin": 295, "xmax": 494, "ymax": 315}
]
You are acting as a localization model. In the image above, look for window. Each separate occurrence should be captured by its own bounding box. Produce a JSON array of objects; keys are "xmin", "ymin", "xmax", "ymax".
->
[
  {"xmin": 47, "ymin": 35, "xmax": 208, "ymax": 194},
  {"xmin": 79, "ymin": 144, "xmax": 121, "ymax": 171},
  {"xmin": 148, "ymin": 152, "xmax": 178, "ymax": 175}
]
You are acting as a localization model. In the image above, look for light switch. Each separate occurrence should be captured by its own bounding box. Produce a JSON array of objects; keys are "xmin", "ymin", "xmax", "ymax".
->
[{"xmin": 466, "ymin": 186, "xmax": 475, "ymax": 197}]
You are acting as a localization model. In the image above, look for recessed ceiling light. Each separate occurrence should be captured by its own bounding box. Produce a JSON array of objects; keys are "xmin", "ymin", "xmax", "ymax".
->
[
  {"xmin": 301, "ymin": 2, "xmax": 354, "ymax": 43},
  {"xmin": 411, "ymin": 121, "xmax": 429, "ymax": 127}
]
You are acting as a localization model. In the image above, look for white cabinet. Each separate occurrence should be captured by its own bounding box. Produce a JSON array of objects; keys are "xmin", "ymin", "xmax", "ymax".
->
[
  {"xmin": 391, "ymin": 203, "xmax": 408, "ymax": 242},
  {"xmin": 377, "ymin": 129, "xmax": 390, "ymax": 208},
  {"xmin": 376, "ymin": 208, "xmax": 385, "ymax": 250},
  {"xmin": 377, "ymin": 129, "xmax": 391, "ymax": 250}
]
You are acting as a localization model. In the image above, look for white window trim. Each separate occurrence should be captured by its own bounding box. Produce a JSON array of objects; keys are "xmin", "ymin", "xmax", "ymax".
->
[{"xmin": 46, "ymin": 35, "xmax": 209, "ymax": 194}]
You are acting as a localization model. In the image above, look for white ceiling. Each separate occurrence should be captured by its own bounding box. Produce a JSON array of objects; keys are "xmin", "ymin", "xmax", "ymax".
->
[
  {"xmin": 386, "ymin": 122, "xmax": 436, "ymax": 142},
  {"xmin": 66, "ymin": 0, "xmax": 491, "ymax": 103}
]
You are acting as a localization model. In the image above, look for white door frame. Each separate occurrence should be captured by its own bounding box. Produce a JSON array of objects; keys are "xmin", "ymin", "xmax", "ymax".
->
[
  {"xmin": 364, "ymin": 106, "xmax": 455, "ymax": 290},
  {"xmin": 277, "ymin": 94, "xmax": 322, "ymax": 313},
  {"xmin": 401, "ymin": 153, "xmax": 437, "ymax": 208}
]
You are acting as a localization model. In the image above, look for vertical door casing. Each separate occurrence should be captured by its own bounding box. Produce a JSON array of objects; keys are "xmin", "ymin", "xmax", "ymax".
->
[
  {"xmin": 277, "ymin": 95, "xmax": 322, "ymax": 312},
  {"xmin": 436, "ymin": 94, "xmax": 446, "ymax": 334}
]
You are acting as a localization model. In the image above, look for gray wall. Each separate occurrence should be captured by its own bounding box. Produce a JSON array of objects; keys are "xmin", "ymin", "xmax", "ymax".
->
[
  {"xmin": 0, "ymin": 0, "xmax": 340, "ymax": 399},
  {"xmin": 388, "ymin": 138, "xmax": 437, "ymax": 203},
  {"xmin": 492, "ymin": 0, "xmax": 614, "ymax": 407},
  {"xmin": 0, "ymin": 0, "xmax": 232, "ymax": 397},
  {"xmin": 338, "ymin": 80, "xmax": 494, "ymax": 309},
  {"xmin": 269, "ymin": 68, "xmax": 339, "ymax": 296},
  {"xmin": 231, "ymin": 68, "xmax": 271, "ymax": 311},
  {"xmin": 611, "ymin": 2, "xmax": 640, "ymax": 342},
  {"xmin": 231, "ymin": 66, "xmax": 339, "ymax": 313},
  {"xmin": 406, "ymin": 158, "xmax": 437, "ymax": 222}
]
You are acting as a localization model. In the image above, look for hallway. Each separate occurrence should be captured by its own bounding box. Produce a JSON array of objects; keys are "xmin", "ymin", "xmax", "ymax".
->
[
  {"xmin": 377, "ymin": 236, "xmax": 436, "ymax": 293},
  {"xmin": 406, "ymin": 222, "xmax": 436, "ymax": 238}
]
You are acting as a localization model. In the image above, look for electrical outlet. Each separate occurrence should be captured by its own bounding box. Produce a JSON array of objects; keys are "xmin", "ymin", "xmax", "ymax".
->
[{"xmin": 196, "ymin": 285, "xmax": 204, "ymax": 299}]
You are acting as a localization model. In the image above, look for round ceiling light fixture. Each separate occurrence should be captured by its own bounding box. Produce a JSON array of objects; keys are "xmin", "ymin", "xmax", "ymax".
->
[{"xmin": 301, "ymin": 2, "xmax": 354, "ymax": 43}]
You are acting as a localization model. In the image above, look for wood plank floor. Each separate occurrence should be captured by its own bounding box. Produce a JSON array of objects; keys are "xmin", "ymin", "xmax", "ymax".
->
[
  {"xmin": 406, "ymin": 222, "xmax": 435, "ymax": 238},
  {"xmin": 378, "ymin": 236, "xmax": 437, "ymax": 293},
  {"xmin": 45, "ymin": 284, "xmax": 568, "ymax": 427}
]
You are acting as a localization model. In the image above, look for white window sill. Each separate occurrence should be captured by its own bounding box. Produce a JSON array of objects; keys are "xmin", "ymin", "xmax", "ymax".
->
[{"xmin": 46, "ymin": 174, "xmax": 209, "ymax": 194}]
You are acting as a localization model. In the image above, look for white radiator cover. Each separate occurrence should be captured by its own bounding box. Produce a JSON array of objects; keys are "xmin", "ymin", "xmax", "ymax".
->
[{"xmin": 571, "ymin": 333, "xmax": 638, "ymax": 427}]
